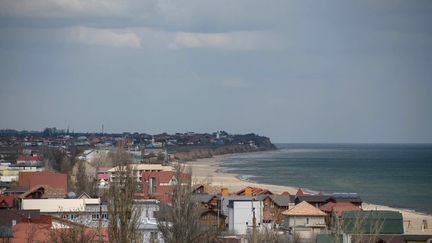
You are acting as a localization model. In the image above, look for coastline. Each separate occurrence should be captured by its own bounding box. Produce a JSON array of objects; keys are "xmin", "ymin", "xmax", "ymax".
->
[{"xmin": 187, "ymin": 154, "xmax": 432, "ymax": 234}]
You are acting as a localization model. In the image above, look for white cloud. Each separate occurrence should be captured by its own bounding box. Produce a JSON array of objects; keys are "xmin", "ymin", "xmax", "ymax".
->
[
  {"xmin": 168, "ymin": 31, "xmax": 285, "ymax": 50},
  {"xmin": 68, "ymin": 26, "xmax": 141, "ymax": 48},
  {"xmin": 0, "ymin": 0, "xmax": 125, "ymax": 17}
]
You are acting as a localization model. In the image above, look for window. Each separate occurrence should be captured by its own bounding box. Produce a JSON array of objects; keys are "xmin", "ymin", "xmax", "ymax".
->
[
  {"xmin": 306, "ymin": 218, "xmax": 309, "ymax": 225},
  {"xmin": 149, "ymin": 177, "xmax": 156, "ymax": 194},
  {"xmin": 102, "ymin": 213, "xmax": 109, "ymax": 220},
  {"xmin": 92, "ymin": 214, "xmax": 100, "ymax": 220}
]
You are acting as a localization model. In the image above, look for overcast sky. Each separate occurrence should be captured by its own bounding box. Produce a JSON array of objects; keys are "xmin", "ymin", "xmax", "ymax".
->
[{"xmin": 0, "ymin": 0, "xmax": 431, "ymax": 143}]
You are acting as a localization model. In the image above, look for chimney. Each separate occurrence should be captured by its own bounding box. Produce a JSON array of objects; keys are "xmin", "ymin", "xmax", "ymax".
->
[
  {"xmin": 221, "ymin": 188, "xmax": 229, "ymax": 197},
  {"xmin": 245, "ymin": 187, "xmax": 252, "ymax": 197}
]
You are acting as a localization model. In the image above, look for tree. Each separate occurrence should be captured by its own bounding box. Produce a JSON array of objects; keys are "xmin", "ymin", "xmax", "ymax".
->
[
  {"xmin": 75, "ymin": 160, "xmax": 98, "ymax": 197},
  {"xmin": 107, "ymin": 147, "xmax": 142, "ymax": 243},
  {"xmin": 49, "ymin": 222, "xmax": 99, "ymax": 243},
  {"xmin": 157, "ymin": 164, "xmax": 217, "ymax": 243},
  {"xmin": 245, "ymin": 227, "xmax": 289, "ymax": 243}
]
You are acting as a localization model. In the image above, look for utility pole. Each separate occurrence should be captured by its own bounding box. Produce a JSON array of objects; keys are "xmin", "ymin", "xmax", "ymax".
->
[{"xmin": 246, "ymin": 204, "xmax": 258, "ymax": 243}]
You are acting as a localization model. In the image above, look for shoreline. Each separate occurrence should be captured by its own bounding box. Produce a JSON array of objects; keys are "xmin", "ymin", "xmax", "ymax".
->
[{"xmin": 187, "ymin": 154, "xmax": 432, "ymax": 234}]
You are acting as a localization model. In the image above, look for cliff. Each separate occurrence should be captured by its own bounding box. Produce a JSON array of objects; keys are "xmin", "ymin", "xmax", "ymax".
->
[{"xmin": 170, "ymin": 142, "xmax": 276, "ymax": 162}]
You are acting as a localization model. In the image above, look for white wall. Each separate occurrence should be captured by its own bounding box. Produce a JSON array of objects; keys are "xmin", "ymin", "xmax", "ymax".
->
[
  {"xmin": 228, "ymin": 201, "xmax": 263, "ymax": 235},
  {"xmin": 22, "ymin": 198, "xmax": 100, "ymax": 212}
]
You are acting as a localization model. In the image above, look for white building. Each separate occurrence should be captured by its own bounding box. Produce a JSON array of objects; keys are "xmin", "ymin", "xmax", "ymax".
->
[{"xmin": 227, "ymin": 199, "xmax": 263, "ymax": 235}]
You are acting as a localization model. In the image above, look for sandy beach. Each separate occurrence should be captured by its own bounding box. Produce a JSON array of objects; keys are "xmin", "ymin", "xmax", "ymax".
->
[{"xmin": 188, "ymin": 155, "xmax": 432, "ymax": 234}]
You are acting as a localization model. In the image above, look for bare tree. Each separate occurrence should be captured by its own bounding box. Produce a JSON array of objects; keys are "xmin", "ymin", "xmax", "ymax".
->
[
  {"xmin": 107, "ymin": 147, "xmax": 142, "ymax": 243},
  {"xmin": 245, "ymin": 227, "xmax": 289, "ymax": 243},
  {"xmin": 336, "ymin": 211, "xmax": 386, "ymax": 243},
  {"xmin": 75, "ymin": 160, "xmax": 98, "ymax": 197},
  {"xmin": 49, "ymin": 219, "xmax": 99, "ymax": 243},
  {"xmin": 157, "ymin": 164, "xmax": 218, "ymax": 243}
]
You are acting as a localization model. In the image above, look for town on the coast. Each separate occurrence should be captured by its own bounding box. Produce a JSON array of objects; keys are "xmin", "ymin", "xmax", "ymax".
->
[{"xmin": 0, "ymin": 129, "xmax": 430, "ymax": 243}]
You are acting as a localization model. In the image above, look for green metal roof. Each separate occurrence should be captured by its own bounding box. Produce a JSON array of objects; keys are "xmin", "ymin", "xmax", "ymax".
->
[
  {"xmin": 341, "ymin": 210, "xmax": 404, "ymax": 235},
  {"xmin": 0, "ymin": 226, "xmax": 12, "ymax": 238},
  {"xmin": 316, "ymin": 234, "xmax": 342, "ymax": 243}
]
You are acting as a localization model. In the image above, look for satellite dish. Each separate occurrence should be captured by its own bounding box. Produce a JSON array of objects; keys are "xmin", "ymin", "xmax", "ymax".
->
[{"xmin": 68, "ymin": 192, "xmax": 77, "ymax": 199}]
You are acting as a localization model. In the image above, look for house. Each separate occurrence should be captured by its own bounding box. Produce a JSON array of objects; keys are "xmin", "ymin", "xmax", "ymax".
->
[
  {"xmin": 319, "ymin": 201, "xmax": 361, "ymax": 228},
  {"xmin": 16, "ymin": 155, "xmax": 42, "ymax": 166},
  {"xmin": 192, "ymin": 193, "xmax": 225, "ymax": 230},
  {"xmin": 21, "ymin": 198, "xmax": 108, "ymax": 228},
  {"xmin": 0, "ymin": 195, "xmax": 15, "ymax": 209},
  {"xmin": 10, "ymin": 215, "xmax": 109, "ymax": 243},
  {"xmin": 295, "ymin": 195, "xmax": 332, "ymax": 208},
  {"xmin": 142, "ymin": 171, "xmax": 188, "ymax": 204},
  {"xmin": 282, "ymin": 201, "xmax": 326, "ymax": 242},
  {"xmin": 330, "ymin": 193, "xmax": 362, "ymax": 207},
  {"xmin": 18, "ymin": 171, "xmax": 68, "ymax": 197},
  {"xmin": 108, "ymin": 164, "xmax": 173, "ymax": 183},
  {"xmin": 259, "ymin": 194, "xmax": 295, "ymax": 225},
  {"xmin": 96, "ymin": 167, "xmax": 112, "ymax": 187},
  {"xmin": 135, "ymin": 199, "xmax": 165, "ymax": 243},
  {"xmin": 19, "ymin": 185, "xmax": 65, "ymax": 199},
  {"xmin": 340, "ymin": 210, "xmax": 404, "ymax": 243},
  {"xmin": 227, "ymin": 198, "xmax": 264, "ymax": 235}
]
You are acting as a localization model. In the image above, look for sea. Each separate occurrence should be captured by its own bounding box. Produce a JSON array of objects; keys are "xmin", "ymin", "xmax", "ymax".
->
[{"xmin": 218, "ymin": 143, "xmax": 432, "ymax": 214}]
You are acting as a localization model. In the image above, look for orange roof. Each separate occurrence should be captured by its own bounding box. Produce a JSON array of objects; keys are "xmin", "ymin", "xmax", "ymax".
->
[
  {"xmin": 282, "ymin": 201, "xmax": 326, "ymax": 216},
  {"xmin": 18, "ymin": 171, "xmax": 68, "ymax": 195},
  {"xmin": 235, "ymin": 187, "xmax": 273, "ymax": 196},
  {"xmin": 281, "ymin": 191, "xmax": 290, "ymax": 196}
]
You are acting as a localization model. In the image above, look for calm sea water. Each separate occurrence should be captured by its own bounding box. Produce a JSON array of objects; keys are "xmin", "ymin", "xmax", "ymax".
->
[{"xmin": 219, "ymin": 143, "xmax": 432, "ymax": 214}]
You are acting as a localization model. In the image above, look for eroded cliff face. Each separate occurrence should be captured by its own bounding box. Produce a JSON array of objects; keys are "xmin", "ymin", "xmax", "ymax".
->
[{"xmin": 171, "ymin": 143, "xmax": 276, "ymax": 161}]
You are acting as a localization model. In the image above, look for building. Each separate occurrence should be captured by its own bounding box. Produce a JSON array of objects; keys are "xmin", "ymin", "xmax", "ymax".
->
[
  {"xmin": 340, "ymin": 210, "xmax": 404, "ymax": 243},
  {"xmin": 319, "ymin": 201, "xmax": 361, "ymax": 228},
  {"xmin": 282, "ymin": 201, "xmax": 326, "ymax": 242},
  {"xmin": 21, "ymin": 198, "xmax": 108, "ymax": 228},
  {"xmin": 142, "ymin": 170, "xmax": 188, "ymax": 204},
  {"xmin": 259, "ymin": 194, "xmax": 295, "ymax": 225},
  {"xmin": 295, "ymin": 195, "xmax": 332, "ymax": 208},
  {"xmin": 18, "ymin": 171, "xmax": 68, "ymax": 196},
  {"xmin": 192, "ymin": 193, "xmax": 226, "ymax": 230},
  {"xmin": 16, "ymin": 155, "xmax": 42, "ymax": 165},
  {"xmin": 224, "ymin": 197, "xmax": 263, "ymax": 235},
  {"xmin": 108, "ymin": 164, "xmax": 173, "ymax": 183}
]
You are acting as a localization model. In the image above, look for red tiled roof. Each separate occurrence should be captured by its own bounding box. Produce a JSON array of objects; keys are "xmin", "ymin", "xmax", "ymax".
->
[
  {"xmin": 16, "ymin": 155, "xmax": 42, "ymax": 162},
  {"xmin": 142, "ymin": 171, "xmax": 188, "ymax": 184},
  {"xmin": 18, "ymin": 171, "xmax": 68, "ymax": 195},
  {"xmin": 296, "ymin": 188, "xmax": 305, "ymax": 196},
  {"xmin": 281, "ymin": 191, "xmax": 290, "ymax": 196},
  {"xmin": 97, "ymin": 174, "xmax": 110, "ymax": 181},
  {"xmin": 319, "ymin": 201, "xmax": 360, "ymax": 217},
  {"xmin": 0, "ymin": 195, "xmax": 14, "ymax": 208},
  {"xmin": 11, "ymin": 216, "xmax": 109, "ymax": 243}
]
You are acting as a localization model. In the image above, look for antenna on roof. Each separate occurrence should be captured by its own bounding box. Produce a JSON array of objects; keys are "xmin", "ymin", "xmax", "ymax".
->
[{"xmin": 102, "ymin": 124, "xmax": 104, "ymax": 134}]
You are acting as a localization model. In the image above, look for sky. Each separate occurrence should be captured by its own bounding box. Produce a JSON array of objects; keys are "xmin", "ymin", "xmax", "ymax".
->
[{"xmin": 0, "ymin": 0, "xmax": 431, "ymax": 143}]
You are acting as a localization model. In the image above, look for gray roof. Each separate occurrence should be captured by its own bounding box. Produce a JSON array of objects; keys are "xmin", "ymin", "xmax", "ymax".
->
[
  {"xmin": 4, "ymin": 186, "xmax": 28, "ymax": 193},
  {"xmin": 263, "ymin": 195, "xmax": 293, "ymax": 207},
  {"xmin": 191, "ymin": 193, "xmax": 213, "ymax": 203},
  {"xmin": 296, "ymin": 195, "xmax": 332, "ymax": 203}
]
